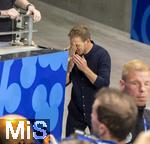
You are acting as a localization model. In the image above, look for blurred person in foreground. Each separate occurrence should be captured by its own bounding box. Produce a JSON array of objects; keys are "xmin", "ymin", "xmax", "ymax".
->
[
  {"xmin": 48, "ymin": 88, "xmax": 137, "ymax": 144},
  {"xmin": 91, "ymin": 88, "xmax": 137, "ymax": 144}
]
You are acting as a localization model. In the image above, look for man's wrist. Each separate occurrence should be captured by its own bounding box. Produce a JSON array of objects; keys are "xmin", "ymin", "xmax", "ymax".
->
[
  {"xmin": 0, "ymin": 10, "xmax": 4, "ymax": 16},
  {"xmin": 0, "ymin": 10, "xmax": 7, "ymax": 16},
  {"xmin": 25, "ymin": 3, "xmax": 34, "ymax": 11},
  {"xmin": 82, "ymin": 66, "xmax": 88, "ymax": 74}
]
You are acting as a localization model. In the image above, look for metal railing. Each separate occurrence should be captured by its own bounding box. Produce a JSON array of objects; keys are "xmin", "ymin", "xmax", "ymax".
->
[{"xmin": 0, "ymin": 14, "xmax": 37, "ymax": 46}]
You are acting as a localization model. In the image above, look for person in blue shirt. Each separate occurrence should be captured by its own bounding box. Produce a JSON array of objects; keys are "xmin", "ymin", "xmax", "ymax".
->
[{"xmin": 66, "ymin": 24, "xmax": 111, "ymax": 136}]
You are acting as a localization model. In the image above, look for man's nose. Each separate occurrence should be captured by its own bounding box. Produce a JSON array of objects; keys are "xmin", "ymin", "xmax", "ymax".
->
[{"xmin": 139, "ymin": 83, "xmax": 146, "ymax": 92}]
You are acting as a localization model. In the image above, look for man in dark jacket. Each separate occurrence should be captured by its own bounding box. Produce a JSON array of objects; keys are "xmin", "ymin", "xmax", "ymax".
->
[
  {"xmin": 66, "ymin": 24, "xmax": 111, "ymax": 136},
  {"xmin": 120, "ymin": 59, "xmax": 150, "ymax": 143}
]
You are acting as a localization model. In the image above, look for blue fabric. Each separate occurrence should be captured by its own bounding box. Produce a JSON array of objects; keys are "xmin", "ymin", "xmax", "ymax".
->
[
  {"xmin": 61, "ymin": 135, "xmax": 117, "ymax": 144},
  {"xmin": 0, "ymin": 51, "xmax": 68, "ymax": 141},
  {"xmin": 131, "ymin": 0, "xmax": 150, "ymax": 44}
]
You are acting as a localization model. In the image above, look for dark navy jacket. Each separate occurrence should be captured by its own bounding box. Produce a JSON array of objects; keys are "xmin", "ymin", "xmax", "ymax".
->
[
  {"xmin": 68, "ymin": 41, "xmax": 111, "ymax": 125},
  {"xmin": 126, "ymin": 107, "xmax": 150, "ymax": 144}
]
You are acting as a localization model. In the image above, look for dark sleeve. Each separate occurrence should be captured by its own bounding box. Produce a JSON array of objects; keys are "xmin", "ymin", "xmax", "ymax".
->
[
  {"xmin": 93, "ymin": 50, "xmax": 111, "ymax": 88},
  {"xmin": 144, "ymin": 109, "xmax": 150, "ymax": 127}
]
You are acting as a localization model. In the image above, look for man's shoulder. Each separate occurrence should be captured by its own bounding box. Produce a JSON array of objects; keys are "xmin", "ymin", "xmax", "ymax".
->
[
  {"xmin": 93, "ymin": 43, "xmax": 110, "ymax": 56},
  {"xmin": 94, "ymin": 43, "xmax": 107, "ymax": 51}
]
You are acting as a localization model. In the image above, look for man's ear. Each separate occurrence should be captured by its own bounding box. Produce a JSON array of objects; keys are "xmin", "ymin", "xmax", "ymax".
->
[
  {"xmin": 99, "ymin": 123, "xmax": 107, "ymax": 136},
  {"xmin": 85, "ymin": 39, "xmax": 90, "ymax": 44},
  {"xmin": 120, "ymin": 79, "xmax": 125, "ymax": 91}
]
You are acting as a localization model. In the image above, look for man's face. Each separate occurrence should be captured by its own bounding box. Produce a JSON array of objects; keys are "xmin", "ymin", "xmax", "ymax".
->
[
  {"xmin": 91, "ymin": 100, "xmax": 101, "ymax": 137},
  {"xmin": 70, "ymin": 37, "xmax": 88, "ymax": 56},
  {"xmin": 121, "ymin": 71, "xmax": 150, "ymax": 107}
]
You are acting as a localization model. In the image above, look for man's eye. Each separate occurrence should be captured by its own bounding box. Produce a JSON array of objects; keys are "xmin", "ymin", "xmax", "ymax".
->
[
  {"xmin": 145, "ymin": 82, "xmax": 150, "ymax": 86},
  {"xmin": 131, "ymin": 82, "xmax": 138, "ymax": 85},
  {"xmin": 128, "ymin": 81, "xmax": 140, "ymax": 87}
]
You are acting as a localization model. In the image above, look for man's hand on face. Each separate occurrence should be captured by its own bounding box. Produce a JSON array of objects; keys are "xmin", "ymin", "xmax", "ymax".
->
[
  {"xmin": 72, "ymin": 54, "xmax": 88, "ymax": 73},
  {"xmin": 69, "ymin": 43, "xmax": 77, "ymax": 56},
  {"xmin": 67, "ymin": 43, "xmax": 77, "ymax": 73}
]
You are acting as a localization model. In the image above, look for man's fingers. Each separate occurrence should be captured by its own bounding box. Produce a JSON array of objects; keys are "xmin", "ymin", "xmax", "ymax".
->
[
  {"xmin": 73, "ymin": 55, "xmax": 83, "ymax": 66},
  {"xmin": 26, "ymin": 10, "xmax": 32, "ymax": 16},
  {"xmin": 26, "ymin": 9, "xmax": 41, "ymax": 22},
  {"xmin": 8, "ymin": 8, "xmax": 20, "ymax": 19}
]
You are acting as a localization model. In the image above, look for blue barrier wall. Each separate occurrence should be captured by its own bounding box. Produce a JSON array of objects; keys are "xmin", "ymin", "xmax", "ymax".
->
[
  {"xmin": 131, "ymin": 0, "xmax": 150, "ymax": 44},
  {"xmin": 0, "ymin": 51, "xmax": 68, "ymax": 141}
]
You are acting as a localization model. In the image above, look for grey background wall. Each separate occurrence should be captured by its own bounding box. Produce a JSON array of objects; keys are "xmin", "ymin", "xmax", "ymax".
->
[{"xmin": 38, "ymin": 0, "xmax": 132, "ymax": 32}]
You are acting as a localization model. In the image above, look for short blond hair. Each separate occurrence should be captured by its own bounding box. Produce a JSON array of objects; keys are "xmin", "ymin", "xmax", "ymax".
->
[{"xmin": 122, "ymin": 59, "xmax": 150, "ymax": 80}]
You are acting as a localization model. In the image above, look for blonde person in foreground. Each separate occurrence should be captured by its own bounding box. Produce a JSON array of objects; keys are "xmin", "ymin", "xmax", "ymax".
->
[{"xmin": 120, "ymin": 59, "xmax": 150, "ymax": 144}]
